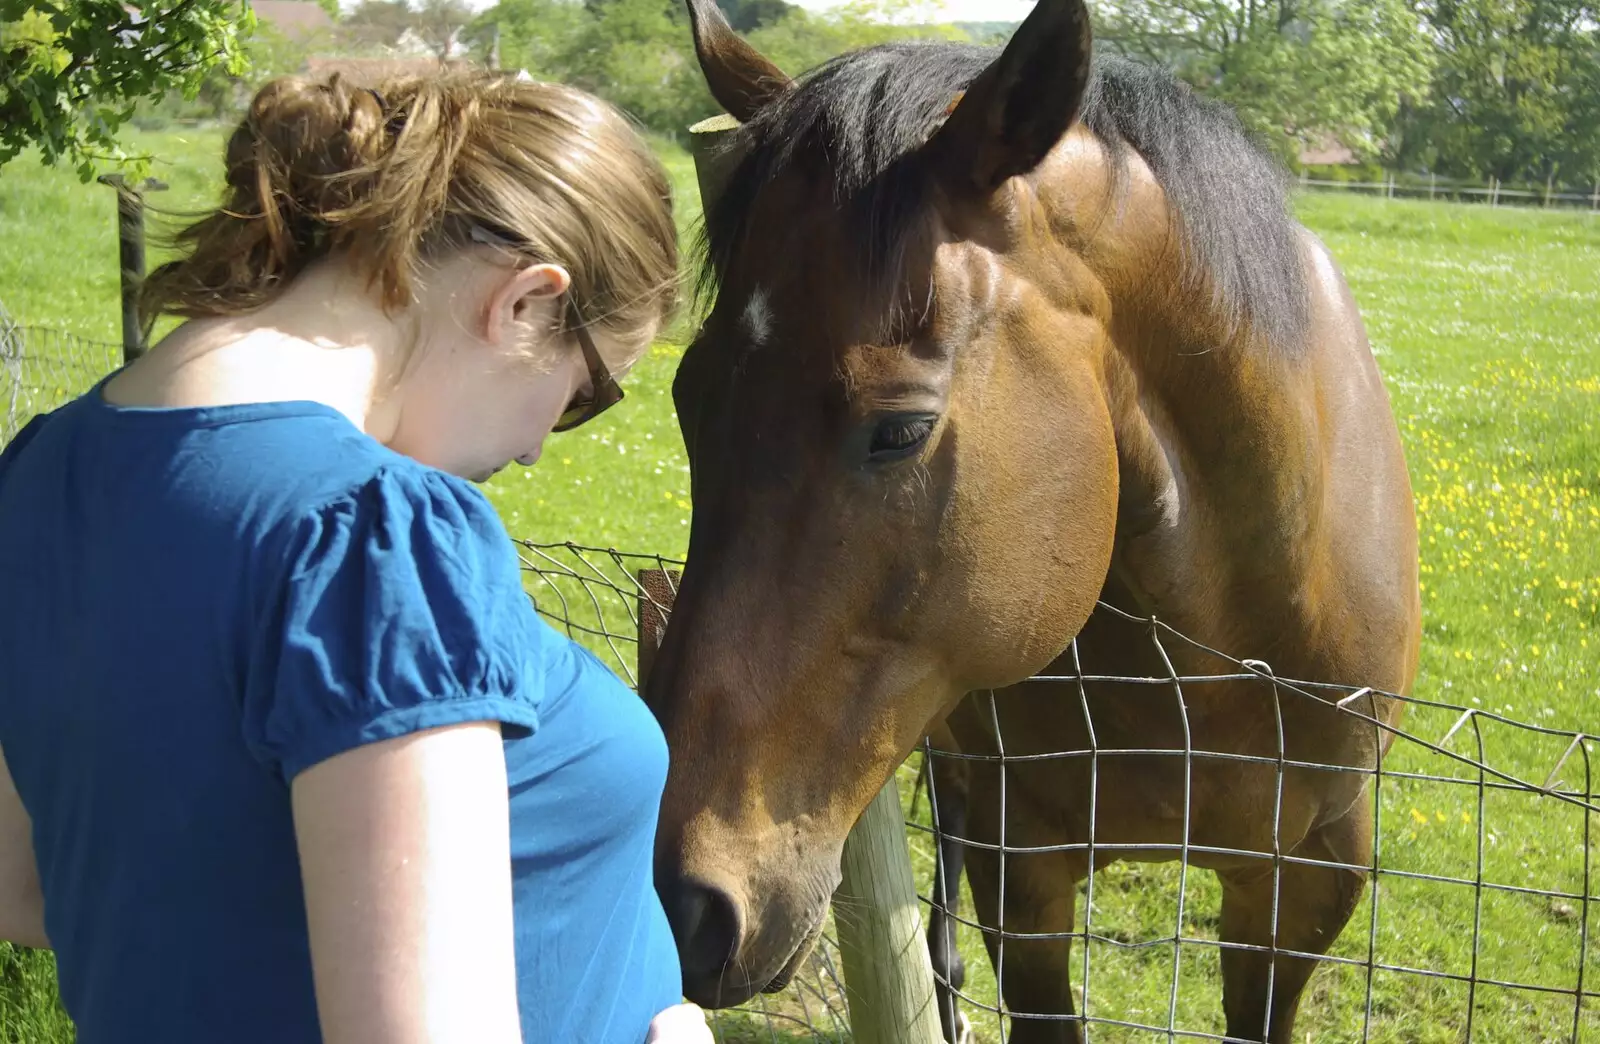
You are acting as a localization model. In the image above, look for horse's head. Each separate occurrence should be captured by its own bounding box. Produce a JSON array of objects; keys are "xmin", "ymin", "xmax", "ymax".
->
[{"xmin": 649, "ymin": 0, "xmax": 1122, "ymax": 1004}]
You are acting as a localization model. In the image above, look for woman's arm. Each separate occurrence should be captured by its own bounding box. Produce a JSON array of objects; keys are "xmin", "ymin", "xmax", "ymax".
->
[
  {"xmin": 291, "ymin": 721, "xmax": 524, "ymax": 1044},
  {"xmin": 0, "ymin": 742, "xmax": 48, "ymax": 949}
]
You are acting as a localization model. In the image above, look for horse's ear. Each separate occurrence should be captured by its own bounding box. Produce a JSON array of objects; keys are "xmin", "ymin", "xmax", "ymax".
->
[
  {"xmin": 686, "ymin": 0, "xmax": 793, "ymax": 122},
  {"xmin": 926, "ymin": 0, "xmax": 1093, "ymax": 196}
]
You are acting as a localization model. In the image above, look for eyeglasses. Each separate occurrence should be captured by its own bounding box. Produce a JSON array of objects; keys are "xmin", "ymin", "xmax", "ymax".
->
[
  {"xmin": 553, "ymin": 305, "xmax": 624, "ymax": 432},
  {"xmin": 467, "ymin": 222, "xmax": 625, "ymax": 433}
]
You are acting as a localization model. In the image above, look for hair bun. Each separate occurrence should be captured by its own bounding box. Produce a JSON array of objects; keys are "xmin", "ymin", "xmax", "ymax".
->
[{"xmin": 223, "ymin": 74, "xmax": 392, "ymax": 238}]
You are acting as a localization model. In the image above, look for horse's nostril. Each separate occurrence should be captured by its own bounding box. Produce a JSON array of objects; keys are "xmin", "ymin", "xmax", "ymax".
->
[{"xmin": 664, "ymin": 875, "xmax": 741, "ymax": 995}]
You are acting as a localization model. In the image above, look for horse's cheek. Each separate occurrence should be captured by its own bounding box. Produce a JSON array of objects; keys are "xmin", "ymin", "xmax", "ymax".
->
[{"xmin": 940, "ymin": 365, "xmax": 1119, "ymax": 689}]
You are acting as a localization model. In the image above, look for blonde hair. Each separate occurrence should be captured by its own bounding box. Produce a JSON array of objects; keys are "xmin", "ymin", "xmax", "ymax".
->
[{"xmin": 141, "ymin": 68, "xmax": 679, "ymax": 353}]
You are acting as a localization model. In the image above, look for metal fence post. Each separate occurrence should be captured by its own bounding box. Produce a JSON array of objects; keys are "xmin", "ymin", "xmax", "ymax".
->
[{"xmin": 97, "ymin": 174, "xmax": 167, "ymax": 366}]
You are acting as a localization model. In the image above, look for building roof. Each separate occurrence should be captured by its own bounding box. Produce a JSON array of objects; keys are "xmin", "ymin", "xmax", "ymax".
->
[
  {"xmin": 1299, "ymin": 134, "xmax": 1359, "ymax": 166},
  {"xmin": 302, "ymin": 55, "xmax": 468, "ymax": 84},
  {"xmin": 251, "ymin": 0, "xmax": 335, "ymax": 41}
]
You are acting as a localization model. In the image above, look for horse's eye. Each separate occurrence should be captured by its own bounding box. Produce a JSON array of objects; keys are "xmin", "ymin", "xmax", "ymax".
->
[{"xmin": 868, "ymin": 414, "xmax": 938, "ymax": 463}]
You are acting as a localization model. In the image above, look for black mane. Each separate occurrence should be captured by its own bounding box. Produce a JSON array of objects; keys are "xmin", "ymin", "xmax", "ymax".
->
[{"xmin": 696, "ymin": 43, "xmax": 1310, "ymax": 352}]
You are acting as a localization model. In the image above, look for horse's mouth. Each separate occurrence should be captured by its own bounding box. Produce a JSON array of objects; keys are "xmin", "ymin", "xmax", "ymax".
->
[{"xmin": 760, "ymin": 913, "xmax": 826, "ymax": 994}]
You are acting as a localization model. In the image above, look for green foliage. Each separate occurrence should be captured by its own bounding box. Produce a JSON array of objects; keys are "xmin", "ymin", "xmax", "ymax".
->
[
  {"xmin": 465, "ymin": 0, "xmax": 970, "ymax": 139},
  {"xmin": 0, "ymin": 0, "xmax": 254, "ymax": 180},
  {"xmin": 464, "ymin": 0, "xmax": 585, "ymax": 77},
  {"xmin": 342, "ymin": 0, "xmax": 415, "ymax": 50},
  {"xmin": 559, "ymin": 0, "xmax": 709, "ymax": 132},
  {"xmin": 1391, "ymin": 0, "xmax": 1600, "ymax": 184},
  {"xmin": 745, "ymin": 0, "xmax": 964, "ymax": 80},
  {"xmin": 718, "ymin": 0, "xmax": 793, "ymax": 32},
  {"xmin": 951, "ymin": 20, "xmax": 1017, "ymax": 45},
  {"xmin": 1097, "ymin": 0, "xmax": 1436, "ymax": 165},
  {"xmin": 411, "ymin": 0, "xmax": 473, "ymax": 59}
]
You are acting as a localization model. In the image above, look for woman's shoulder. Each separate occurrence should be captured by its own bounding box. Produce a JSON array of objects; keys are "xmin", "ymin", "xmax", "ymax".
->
[
  {"xmin": 274, "ymin": 452, "xmax": 519, "ymax": 591},
  {"xmin": 302, "ymin": 453, "xmax": 503, "ymax": 537},
  {"xmin": 246, "ymin": 456, "xmax": 546, "ymax": 782}
]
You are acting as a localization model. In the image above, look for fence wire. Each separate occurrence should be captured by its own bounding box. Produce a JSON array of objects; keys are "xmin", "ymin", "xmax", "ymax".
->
[
  {"xmin": 517, "ymin": 541, "xmax": 1598, "ymax": 1044},
  {"xmin": 916, "ymin": 605, "xmax": 1598, "ymax": 1044},
  {"xmin": 3, "ymin": 327, "xmax": 1590, "ymax": 1043},
  {"xmin": 0, "ymin": 322, "xmax": 122, "ymax": 445}
]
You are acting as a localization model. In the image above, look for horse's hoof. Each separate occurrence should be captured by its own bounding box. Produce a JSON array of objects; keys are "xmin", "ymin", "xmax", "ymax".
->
[{"xmin": 952, "ymin": 1011, "xmax": 974, "ymax": 1044}]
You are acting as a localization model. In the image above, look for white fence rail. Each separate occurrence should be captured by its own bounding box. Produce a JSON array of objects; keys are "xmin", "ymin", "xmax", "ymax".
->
[{"xmin": 1298, "ymin": 171, "xmax": 1600, "ymax": 211}]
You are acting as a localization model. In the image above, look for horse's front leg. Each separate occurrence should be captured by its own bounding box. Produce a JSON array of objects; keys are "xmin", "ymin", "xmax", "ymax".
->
[
  {"xmin": 962, "ymin": 767, "xmax": 1087, "ymax": 1044},
  {"xmin": 1218, "ymin": 796, "xmax": 1373, "ymax": 1042},
  {"xmin": 923, "ymin": 720, "xmax": 974, "ymax": 1044}
]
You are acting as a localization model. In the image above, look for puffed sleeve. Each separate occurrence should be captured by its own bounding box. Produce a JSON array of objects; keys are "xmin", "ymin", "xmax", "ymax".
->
[{"xmin": 241, "ymin": 465, "xmax": 545, "ymax": 783}]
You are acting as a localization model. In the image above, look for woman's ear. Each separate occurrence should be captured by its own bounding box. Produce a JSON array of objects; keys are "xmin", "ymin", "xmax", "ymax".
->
[{"xmin": 485, "ymin": 263, "xmax": 573, "ymax": 345}]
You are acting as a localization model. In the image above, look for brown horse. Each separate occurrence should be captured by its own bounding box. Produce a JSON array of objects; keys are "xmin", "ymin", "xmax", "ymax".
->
[{"xmin": 644, "ymin": 0, "xmax": 1422, "ymax": 1040}]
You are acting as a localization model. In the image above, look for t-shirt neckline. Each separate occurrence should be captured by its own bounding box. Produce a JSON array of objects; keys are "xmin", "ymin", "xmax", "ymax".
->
[{"xmin": 81, "ymin": 369, "xmax": 358, "ymax": 431}]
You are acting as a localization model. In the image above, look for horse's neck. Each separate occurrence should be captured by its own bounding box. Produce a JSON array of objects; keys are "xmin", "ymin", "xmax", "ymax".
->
[
  {"xmin": 1029, "ymin": 137, "xmax": 1327, "ymax": 650},
  {"xmin": 1098, "ymin": 272, "xmax": 1326, "ymax": 654}
]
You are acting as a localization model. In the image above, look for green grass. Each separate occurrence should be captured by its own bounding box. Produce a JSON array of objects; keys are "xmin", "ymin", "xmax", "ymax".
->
[{"xmin": 3, "ymin": 138, "xmax": 1599, "ymax": 1043}]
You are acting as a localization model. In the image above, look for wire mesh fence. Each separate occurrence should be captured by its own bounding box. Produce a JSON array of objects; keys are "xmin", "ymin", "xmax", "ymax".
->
[
  {"xmin": 2, "ymin": 330, "xmax": 1592, "ymax": 1042},
  {"xmin": 916, "ymin": 607, "xmax": 1599, "ymax": 1044},
  {"xmin": 518, "ymin": 541, "xmax": 1599, "ymax": 1044},
  {"xmin": 0, "ymin": 321, "xmax": 123, "ymax": 445}
]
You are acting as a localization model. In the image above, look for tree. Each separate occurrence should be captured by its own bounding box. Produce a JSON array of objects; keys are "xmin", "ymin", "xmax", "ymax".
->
[
  {"xmin": 342, "ymin": 0, "xmax": 415, "ymax": 49},
  {"xmin": 463, "ymin": 0, "xmax": 970, "ymax": 137},
  {"xmin": 559, "ymin": 0, "xmax": 707, "ymax": 131},
  {"xmin": 463, "ymin": 0, "xmax": 587, "ymax": 74},
  {"xmin": 1391, "ymin": 0, "xmax": 1600, "ymax": 183},
  {"xmin": 744, "ymin": 0, "xmax": 964, "ymax": 81},
  {"xmin": 0, "ymin": 0, "xmax": 254, "ymax": 178},
  {"xmin": 1095, "ymin": 0, "xmax": 1436, "ymax": 164},
  {"xmin": 412, "ymin": 0, "xmax": 471, "ymax": 59},
  {"xmin": 719, "ymin": 0, "xmax": 794, "ymax": 31}
]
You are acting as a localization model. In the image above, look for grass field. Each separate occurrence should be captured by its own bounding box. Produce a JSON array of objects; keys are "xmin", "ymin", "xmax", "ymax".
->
[{"xmin": 2, "ymin": 130, "xmax": 1598, "ymax": 1043}]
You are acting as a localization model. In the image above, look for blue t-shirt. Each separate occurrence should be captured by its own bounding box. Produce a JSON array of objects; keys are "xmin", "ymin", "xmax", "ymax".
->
[{"xmin": 0, "ymin": 380, "xmax": 683, "ymax": 1043}]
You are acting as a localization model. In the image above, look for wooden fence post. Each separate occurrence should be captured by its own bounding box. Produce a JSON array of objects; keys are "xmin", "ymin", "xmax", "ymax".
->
[
  {"xmin": 835, "ymin": 778, "xmax": 947, "ymax": 1044},
  {"xmin": 687, "ymin": 113, "xmax": 744, "ymax": 211},
  {"xmin": 1429, "ymin": 171, "xmax": 1436, "ymax": 200},
  {"xmin": 96, "ymin": 174, "xmax": 167, "ymax": 366},
  {"xmin": 635, "ymin": 568, "xmax": 680, "ymax": 693}
]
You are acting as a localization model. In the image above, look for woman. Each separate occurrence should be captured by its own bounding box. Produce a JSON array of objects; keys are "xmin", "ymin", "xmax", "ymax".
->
[{"xmin": 0, "ymin": 70, "xmax": 709, "ymax": 1043}]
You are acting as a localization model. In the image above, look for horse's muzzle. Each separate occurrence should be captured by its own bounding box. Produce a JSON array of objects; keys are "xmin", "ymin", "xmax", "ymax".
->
[{"xmin": 661, "ymin": 872, "xmax": 744, "ymax": 1004}]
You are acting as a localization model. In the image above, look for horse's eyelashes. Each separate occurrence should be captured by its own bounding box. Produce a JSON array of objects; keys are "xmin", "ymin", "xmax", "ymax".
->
[{"xmin": 868, "ymin": 414, "xmax": 938, "ymax": 462}]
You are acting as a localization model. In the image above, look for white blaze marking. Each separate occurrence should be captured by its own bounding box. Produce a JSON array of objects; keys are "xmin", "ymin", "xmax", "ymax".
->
[{"xmin": 741, "ymin": 287, "xmax": 771, "ymax": 347}]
